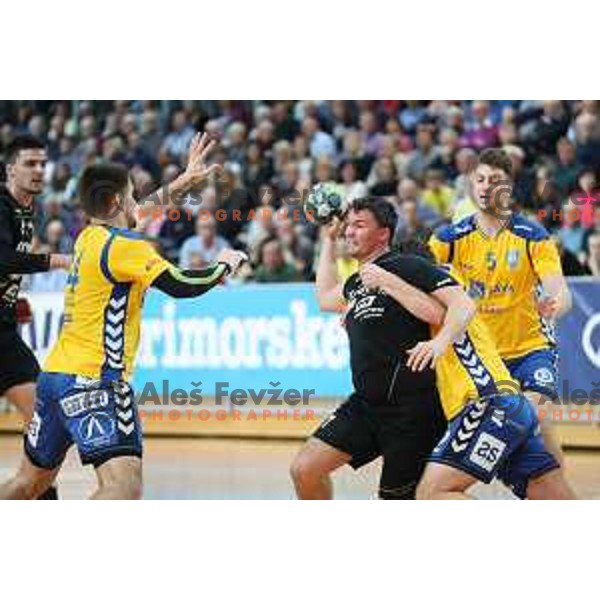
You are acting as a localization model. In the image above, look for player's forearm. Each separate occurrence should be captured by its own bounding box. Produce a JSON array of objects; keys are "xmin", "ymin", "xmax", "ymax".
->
[
  {"xmin": 315, "ymin": 236, "xmax": 340, "ymax": 302},
  {"xmin": 0, "ymin": 246, "xmax": 50, "ymax": 274},
  {"xmin": 152, "ymin": 263, "xmax": 228, "ymax": 298},
  {"xmin": 379, "ymin": 274, "xmax": 445, "ymax": 326},
  {"xmin": 432, "ymin": 293, "xmax": 476, "ymax": 349},
  {"xmin": 542, "ymin": 275, "xmax": 572, "ymax": 318},
  {"xmin": 135, "ymin": 173, "xmax": 194, "ymax": 232}
]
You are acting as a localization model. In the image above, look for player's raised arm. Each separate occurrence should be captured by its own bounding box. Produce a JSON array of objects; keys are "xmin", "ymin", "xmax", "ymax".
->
[
  {"xmin": 151, "ymin": 249, "xmax": 247, "ymax": 298},
  {"xmin": 135, "ymin": 132, "xmax": 223, "ymax": 232},
  {"xmin": 315, "ymin": 218, "xmax": 346, "ymax": 312}
]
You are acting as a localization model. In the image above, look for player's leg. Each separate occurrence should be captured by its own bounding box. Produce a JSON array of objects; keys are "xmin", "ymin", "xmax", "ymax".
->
[
  {"xmin": 4, "ymin": 382, "xmax": 36, "ymax": 423},
  {"xmin": 526, "ymin": 468, "xmax": 575, "ymax": 500},
  {"xmin": 290, "ymin": 395, "xmax": 379, "ymax": 499},
  {"xmin": 0, "ymin": 372, "xmax": 71, "ymax": 499},
  {"xmin": 0, "ymin": 454, "xmax": 60, "ymax": 499},
  {"xmin": 91, "ymin": 456, "xmax": 143, "ymax": 500},
  {"xmin": 505, "ymin": 349, "xmax": 565, "ymax": 467},
  {"xmin": 418, "ymin": 395, "xmax": 531, "ymax": 500},
  {"xmin": 378, "ymin": 390, "xmax": 447, "ymax": 500},
  {"xmin": 416, "ymin": 462, "xmax": 479, "ymax": 500},
  {"xmin": 290, "ymin": 437, "xmax": 351, "ymax": 499},
  {"xmin": 497, "ymin": 399, "xmax": 575, "ymax": 499}
]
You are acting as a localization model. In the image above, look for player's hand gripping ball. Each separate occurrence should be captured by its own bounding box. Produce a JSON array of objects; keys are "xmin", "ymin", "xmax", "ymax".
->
[{"xmin": 305, "ymin": 183, "xmax": 346, "ymax": 225}]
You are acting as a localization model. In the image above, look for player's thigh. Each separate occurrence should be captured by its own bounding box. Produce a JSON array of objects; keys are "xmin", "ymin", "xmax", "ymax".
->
[
  {"xmin": 95, "ymin": 455, "xmax": 143, "ymax": 496},
  {"xmin": 310, "ymin": 396, "xmax": 380, "ymax": 472},
  {"xmin": 0, "ymin": 331, "xmax": 40, "ymax": 422},
  {"xmin": 416, "ymin": 461, "xmax": 479, "ymax": 499},
  {"xmin": 291, "ymin": 437, "xmax": 352, "ymax": 480},
  {"xmin": 4, "ymin": 382, "xmax": 36, "ymax": 423},
  {"xmin": 25, "ymin": 375, "xmax": 73, "ymax": 472}
]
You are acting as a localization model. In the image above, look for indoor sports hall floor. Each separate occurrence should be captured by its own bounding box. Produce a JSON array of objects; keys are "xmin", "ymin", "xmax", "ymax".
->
[{"xmin": 1, "ymin": 435, "xmax": 599, "ymax": 499}]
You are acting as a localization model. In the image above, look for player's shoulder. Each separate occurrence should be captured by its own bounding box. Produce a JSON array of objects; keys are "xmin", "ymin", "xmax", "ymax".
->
[
  {"xmin": 0, "ymin": 186, "xmax": 16, "ymax": 212},
  {"xmin": 432, "ymin": 214, "xmax": 477, "ymax": 243},
  {"xmin": 378, "ymin": 249, "xmax": 435, "ymax": 273},
  {"xmin": 508, "ymin": 213, "xmax": 550, "ymax": 242}
]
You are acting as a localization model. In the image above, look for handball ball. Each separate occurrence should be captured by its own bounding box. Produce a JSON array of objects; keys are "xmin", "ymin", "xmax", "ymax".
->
[{"xmin": 305, "ymin": 183, "xmax": 346, "ymax": 225}]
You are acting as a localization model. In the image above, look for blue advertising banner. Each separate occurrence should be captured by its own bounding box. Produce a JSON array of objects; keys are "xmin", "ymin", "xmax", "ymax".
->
[
  {"xmin": 20, "ymin": 278, "xmax": 600, "ymax": 403},
  {"xmin": 556, "ymin": 278, "xmax": 600, "ymax": 401}
]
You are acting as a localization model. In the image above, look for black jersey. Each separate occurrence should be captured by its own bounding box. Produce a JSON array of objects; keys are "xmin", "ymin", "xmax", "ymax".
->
[
  {"xmin": 0, "ymin": 185, "xmax": 50, "ymax": 326},
  {"xmin": 342, "ymin": 250, "xmax": 457, "ymax": 405}
]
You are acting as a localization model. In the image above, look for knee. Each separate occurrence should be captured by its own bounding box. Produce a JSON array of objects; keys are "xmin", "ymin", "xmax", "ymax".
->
[
  {"xmin": 290, "ymin": 454, "xmax": 319, "ymax": 488},
  {"xmin": 415, "ymin": 479, "xmax": 437, "ymax": 501},
  {"xmin": 99, "ymin": 473, "xmax": 143, "ymax": 500},
  {"xmin": 12, "ymin": 473, "xmax": 49, "ymax": 500}
]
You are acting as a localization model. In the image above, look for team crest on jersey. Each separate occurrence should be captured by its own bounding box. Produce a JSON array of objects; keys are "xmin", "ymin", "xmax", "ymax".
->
[
  {"xmin": 506, "ymin": 249, "xmax": 520, "ymax": 270},
  {"xmin": 485, "ymin": 251, "xmax": 497, "ymax": 271}
]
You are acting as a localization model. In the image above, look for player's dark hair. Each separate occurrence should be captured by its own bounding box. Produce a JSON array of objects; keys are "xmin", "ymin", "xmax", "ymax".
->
[
  {"xmin": 351, "ymin": 196, "xmax": 398, "ymax": 243},
  {"xmin": 78, "ymin": 163, "xmax": 129, "ymax": 219},
  {"xmin": 478, "ymin": 148, "xmax": 513, "ymax": 178},
  {"xmin": 4, "ymin": 134, "xmax": 46, "ymax": 164}
]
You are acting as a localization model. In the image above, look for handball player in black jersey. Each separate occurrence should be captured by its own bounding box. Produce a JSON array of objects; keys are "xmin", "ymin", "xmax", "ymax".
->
[
  {"xmin": 0, "ymin": 136, "xmax": 71, "ymax": 499},
  {"xmin": 290, "ymin": 197, "xmax": 466, "ymax": 499}
]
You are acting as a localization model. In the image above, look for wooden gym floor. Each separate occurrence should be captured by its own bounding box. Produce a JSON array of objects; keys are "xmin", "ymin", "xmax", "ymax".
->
[{"xmin": 1, "ymin": 434, "xmax": 598, "ymax": 499}]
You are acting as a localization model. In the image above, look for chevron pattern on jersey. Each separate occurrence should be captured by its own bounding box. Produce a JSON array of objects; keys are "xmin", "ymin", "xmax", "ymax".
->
[
  {"xmin": 114, "ymin": 381, "xmax": 135, "ymax": 436},
  {"xmin": 453, "ymin": 333, "xmax": 497, "ymax": 396},
  {"xmin": 101, "ymin": 284, "xmax": 131, "ymax": 381},
  {"xmin": 450, "ymin": 399, "xmax": 487, "ymax": 453}
]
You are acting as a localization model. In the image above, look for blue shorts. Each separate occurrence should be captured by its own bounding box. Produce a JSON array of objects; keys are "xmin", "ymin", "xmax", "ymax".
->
[
  {"xmin": 25, "ymin": 372, "xmax": 143, "ymax": 470},
  {"xmin": 429, "ymin": 394, "xmax": 559, "ymax": 498},
  {"xmin": 504, "ymin": 348, "xmax": 559, "ymax": 400}
]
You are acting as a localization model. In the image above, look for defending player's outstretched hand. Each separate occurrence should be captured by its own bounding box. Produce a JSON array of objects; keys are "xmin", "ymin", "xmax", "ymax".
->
[
  {"xmin": 217, "ymin": 249, "xmax": 248, "ymax": 275},
  {"xmin": 183, "ymin": 132, "xmax": 223, "ymax": 187}
]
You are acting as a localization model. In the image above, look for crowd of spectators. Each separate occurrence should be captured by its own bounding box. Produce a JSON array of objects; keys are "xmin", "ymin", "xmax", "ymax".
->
[{"xmin": 1, "ymin": 100, "xmax": 600, "ymax": 291}]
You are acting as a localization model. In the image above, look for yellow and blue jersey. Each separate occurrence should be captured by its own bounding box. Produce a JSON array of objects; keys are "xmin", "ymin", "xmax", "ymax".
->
[
  {"xmin": 45, "ymin": 225, "xmax": 171, "ymax": 381},
  {"xmin": 433, "ymin": 313, "xmax": 518, "ymax": 420},
  {"xmin": 429, "ymin": 214, "xmax": 562, "ymax": 361}
]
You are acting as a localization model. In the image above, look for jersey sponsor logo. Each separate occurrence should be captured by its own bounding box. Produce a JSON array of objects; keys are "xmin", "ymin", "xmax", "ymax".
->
[
  {"xmin": 533, "ymin": 367, "xmax": 555, "ymax": 386},
  {"xmin": 60, "ymin": 390, "xmax": 110, "ymax": 418},
  {"xmin": 506, "ymin": 249, "xmax": 521, "ymax": 270},
  {"xmin": 27, "ymin": 411, "xmax": 42, "ymax": 448},
  {"xmin": 469, "ymin": 432, "xmax": 506, "ymax": 472},
  {"xmin": 79, "ymin": 412, "xmax": 115, "ymax": 446}
]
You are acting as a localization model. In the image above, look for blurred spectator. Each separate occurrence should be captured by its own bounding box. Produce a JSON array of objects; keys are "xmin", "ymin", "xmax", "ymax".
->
[
  {"xmin": 254, "ymin": 237, "xmax": 300, "ymax": 283},
  {"xmin": 460, "ymin": 101, "xmax": 499, "ymax": 150},
  {"xmin": 553, "ymin": 137, "xmax": 579, "ymax": 196},
  {"xmin": 583, "ymin": 232, "xmax": 600, "ymax": 276},
  {"xmin": 558, "ymin": 202, "xmax": 587, "ymax": 256},
  {"xmin": 1, "ymin": 100, "xmax": 598, "ymax": 281},
  {"xmin": 179, "ymin": 215, "xmax": 231, "ymax": 269},
  {"xmin": 553, "ymin": 235, "xmax": 590, "ymax": 276},
  {"xmin": 422, "ymin": 168, "xmax": 454, "ymax": 218},
  {"xmin": 394, "ymin": 198, "xmax": 431, "ymax": 248},
  {"xmin": 405, "ymin": 124, "xmax": 441, "ymax": 182}
]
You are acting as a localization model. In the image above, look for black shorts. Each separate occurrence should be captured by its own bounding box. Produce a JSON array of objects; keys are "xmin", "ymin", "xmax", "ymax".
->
[
  {"xmin": 0, "ymin": 325, "xmax": 40, "ymax": 396},
  {"xmin": 313, "ymin": 390, "xmax": 447, "ymax": 499}
]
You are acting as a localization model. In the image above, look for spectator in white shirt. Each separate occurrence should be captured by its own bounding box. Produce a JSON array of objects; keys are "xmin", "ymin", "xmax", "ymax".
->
[{"xmin": 179, "ymin": 215, "xmax": 231, "ymax": 270}]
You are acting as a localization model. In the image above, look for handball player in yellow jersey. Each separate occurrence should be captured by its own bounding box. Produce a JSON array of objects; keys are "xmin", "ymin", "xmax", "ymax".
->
[{"xmin": 0, "ymin": 133, "xmax": 247, "ymax": 499}]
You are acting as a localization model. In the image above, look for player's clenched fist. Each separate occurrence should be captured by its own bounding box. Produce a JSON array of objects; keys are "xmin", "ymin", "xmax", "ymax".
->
[
  {"xmin": 217, "ymin": 249, "xmax": 248, "ymax": 275},
  {"xmin": 359, "ymin": 263, "xmax": 390, "ymax": 291}
]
